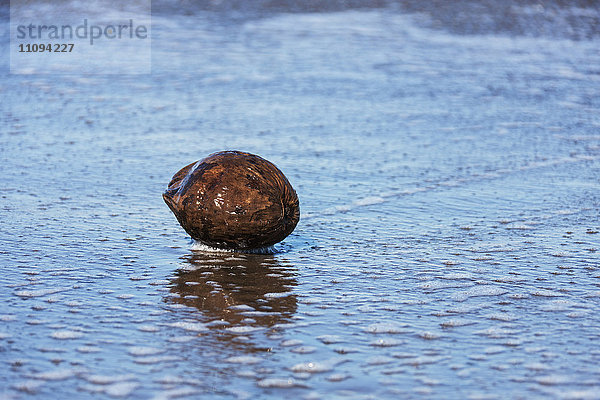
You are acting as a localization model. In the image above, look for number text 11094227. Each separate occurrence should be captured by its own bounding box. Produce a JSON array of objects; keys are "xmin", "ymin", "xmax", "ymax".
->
[{"xmin": 19, "ymin": 43, "xmax": 74, "ymax": 52}]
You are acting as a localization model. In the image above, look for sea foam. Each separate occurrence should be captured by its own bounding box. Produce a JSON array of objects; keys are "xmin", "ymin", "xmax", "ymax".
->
[{"xmin": 191, "ymin": 242, "xmax": 276, "ymax": 254}]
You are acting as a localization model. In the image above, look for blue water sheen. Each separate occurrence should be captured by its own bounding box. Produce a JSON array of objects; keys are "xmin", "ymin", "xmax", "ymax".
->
[{"xmin": 1, "ymin": 1, "xmax": 600, "ymax": 399}]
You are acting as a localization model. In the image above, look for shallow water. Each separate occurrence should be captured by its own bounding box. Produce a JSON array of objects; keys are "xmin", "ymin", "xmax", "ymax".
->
[{"xmin": 1, "ymin": 1, "xmax": 600, "ymax": 399}]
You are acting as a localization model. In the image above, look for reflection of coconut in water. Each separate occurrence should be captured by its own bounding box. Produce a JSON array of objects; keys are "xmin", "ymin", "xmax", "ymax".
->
[
  {"xmin": 163, "ymin": 151, "xmax": 300, "ymax": 251},
  {"xmin": 167, "ymin": 253, "xmax": 298, "ymax": 327}
]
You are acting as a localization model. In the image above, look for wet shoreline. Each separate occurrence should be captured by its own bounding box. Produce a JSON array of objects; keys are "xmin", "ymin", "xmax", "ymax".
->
[{"xmin": 1, "ymin": 1, "xmax": 600, "ymax": 399}]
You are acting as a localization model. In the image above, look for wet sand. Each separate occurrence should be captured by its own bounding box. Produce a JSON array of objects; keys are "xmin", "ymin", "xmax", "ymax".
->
[{"xmin": 1, "ymin": 1, "xmax": 600, "ymax": 399}]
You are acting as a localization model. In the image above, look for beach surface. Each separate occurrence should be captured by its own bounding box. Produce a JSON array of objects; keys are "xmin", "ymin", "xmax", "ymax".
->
[{"xmin": 1, "ymin": 1, "xmax": 599, "ymax": 398}]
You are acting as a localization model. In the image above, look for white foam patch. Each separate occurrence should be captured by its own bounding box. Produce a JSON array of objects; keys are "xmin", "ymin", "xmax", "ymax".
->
[
  {"xmin": 484, "ymin": 346, "xmax": 506, "ymax": 355},
  {"xmin": 191, "ymin": 242, "xmax": 276, "ymax": 254},
  {"xmin": 317, "ymin": 335, "xmax": 344, "ymax": 344},
  {"xmin": 539, "ymin": 299, "xmax": 581, "ymax": 312},
  {"xmin": 86, "ymin": 374, "xmax": 136, "ymax": 385},
  {"xmin": 129, "ymin": 275, "xmax": 151, "ymax": 281},
  {"xmin": 206, "ymin": 320, "xmax": 229, "ymax": 327},
  {"xmin": 327, "ymin": 372, "xmax": 354, "ymax": 384},
  {"xmin": 224, "ymin": 355, "xmax": 263, "ymax": 364},
  {"xmin": 531, "ymin": 289, "xmax": 564, "ymax": 297},
  {"xmin": 487, "ymin": 313, "xmax": 518, "ymax": 322},
  {"xmin": 281, "ymin": 339, "xmax": 303, "ymax": 347},
  {"xmin": 257, "ymin": 378, "xmax": 302, "ymax": 388},
  {"xmin": 226, "ymin": 326, "xmax": 264, "ymax": 334},
  {"xmin": 50, "ymin": 330, "xmax": 84, "ymax": 339},
  {"xmin": 77, "ymin": 346, "xmax": 101, "ymax": 353},
  {"xmin": 264, "ymin": 292, "xmax": 291, "ymax": 299},
  {"xmin": 364, "ymin": 322, "xmax": 409, "ymax": 334},
  {"xmin": 535, "ymin": 375, "xmax": 571, "ymax": 385},
  {"xmin": 290, "ymin": 361, "xmax": 335, "ymax": 373},
  {"xmin": 353, "ymin": 196, "xmax": 385, "ymax": 206},
  {"xmin": 190, "ymin": 243, "xmax": 235, "ymax": 253},
  {"xmin": 236, "ymin": 370, "xmax": 257, "ymax": 378},
  {"xmin": 370, "ymin": 338, "xmax": 403, "ymax": 347},
  {"xmin": 167, "ymin": 304, "xmax": 191, "ymax": 310},
  {"xmin": 138, "ymin": 325, "xmax": 160, "ymax": 332},
  {"xmin": 419, "ymin": 281, "xmax": 474, "ymax": 290},
  {"xmin": 398, "ymin": 355, "xmax": 448, "ymax": 366},
  {"xmin": 105, "ymin": 382, "xmax": 140, "ymax": 397},
  {"xmin": 475, "ymin": 327, "xmax": 519, "ymax": 338},
  {"xmin": 229, "ymin": 304, "xmax": 254, "ymax": 311},
  {"xmin": 418, "ymin": 331, "xmax": 441, "ymax": 340},
  {"xmin": 149, "ymin": 280, "xmax": 170, "ymax": 286},
  {"xmin": 152, "ymin": 387, "xmax": 199, "ymax": 400},
  {"xmin": 133, "ymin": 356, "xmax": 180, "ymax": 365},
  {"xmin": 14, "ymin": 287, "xmax": 69, "ymax": 298},
  {"xmin": 127, "ymin": 347, "xmax": 164, "ymax": 356},
  {"xmin": 451, "ymin": 286, "xmax": 508, "ymax": 302},
  {"xmin": 525, "ymin": 362, "xmax": 550, "ymax": 371},
  {"xmin": 167, "ymin": 321, "xmax": 208, "ymax": 332},
  {"xmin": 439, "ymin": 319, "xmax": 477, "ymax": 328},
  {"xmin": 31, "ymin": 368, "xmax": 82, "ymax": 381},
  {"xmin": 154, "ymin": 375, "xmax": 185, "ymax": 384},
  {"xmin": 290, "ymin": 346, "xmax": 317, "ymax": 354},
  {"xmin": 14, "ymin": 380, "xmax": 45, "ymax": 393},
  {"xmin": 447, "ymin": 304, "xmax": 486, "ymax": 314}
]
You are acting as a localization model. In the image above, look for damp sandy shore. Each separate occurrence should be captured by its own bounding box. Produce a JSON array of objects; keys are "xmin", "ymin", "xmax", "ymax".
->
[{"xmin": 1, "ymin": 1, "xmax": 600, "ymax": 399}]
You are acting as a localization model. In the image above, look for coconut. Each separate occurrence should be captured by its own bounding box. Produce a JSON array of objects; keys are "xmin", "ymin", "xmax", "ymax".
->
[{"xmin": 163, "ymin": 151, "xmax": 300, "ymax": 251}]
